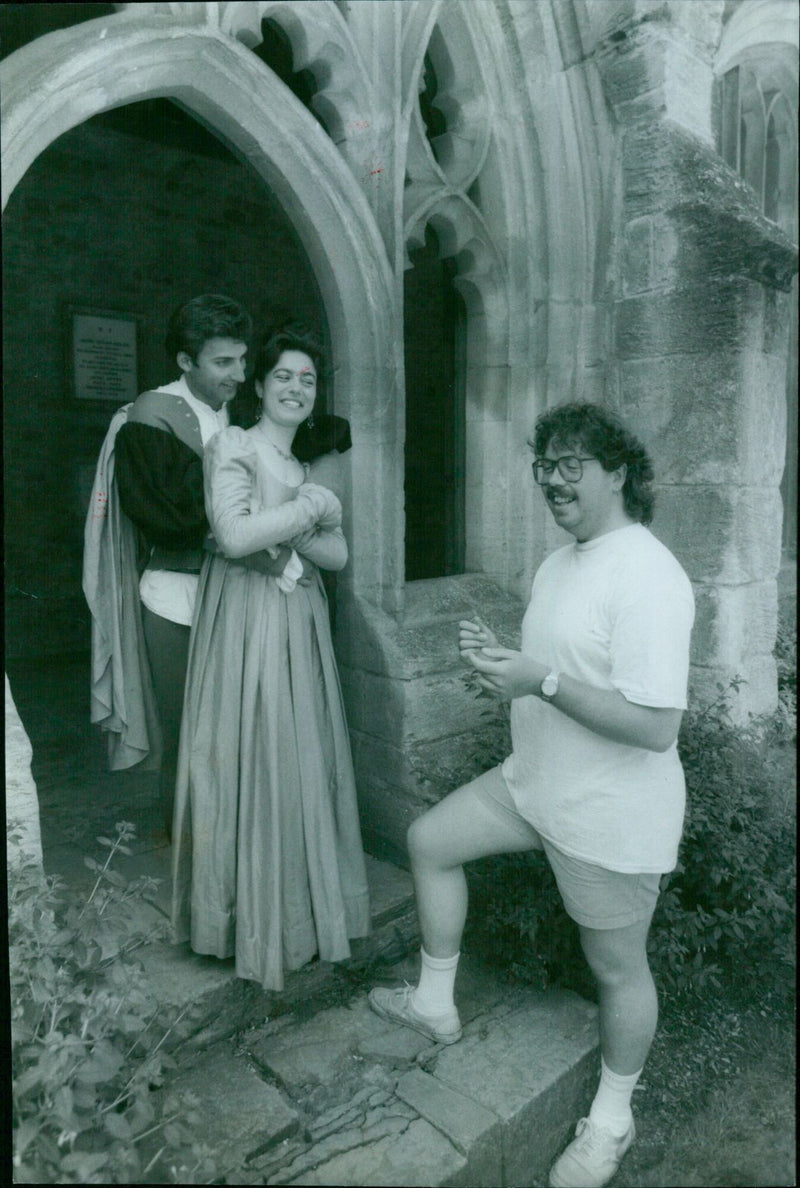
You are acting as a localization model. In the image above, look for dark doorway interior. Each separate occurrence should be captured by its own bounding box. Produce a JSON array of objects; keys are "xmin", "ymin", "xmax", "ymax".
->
[
  {"xmin": 2, "ymin": 98, "xmax": 324, "ymax": 666},
  {"xmin": 403, "ymin": 226, "xmax": 466, "ymax": 581}
]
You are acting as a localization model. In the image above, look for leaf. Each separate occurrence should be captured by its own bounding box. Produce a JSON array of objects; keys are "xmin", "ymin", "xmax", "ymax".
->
[
  {"xmin": 75, "ymin": 1041, "xmax": 124, "ymax": 1084},
  {"xmin": 83, "ymin": 856, "xmax": 103, "ymax": 873},
  {"xmin": 13, "ymin": 1120, "xmax": 40, "ymax": 1161},
  {"xmin": 163, "ymin": 1121, "xmax": 185, "ymax": 1146},
  {"xmin": 104, "ymin": 1110, "xmax": 133, "ymax": 1140},
  {"xmin": 60, "ymin": 1151, "xmax": 110, "ymax": 1176},
  {"xmin": 53, "ymin": 1085, "xmax": 75, "ymax": 1120},
  {"xmin": 14, "ymin": 1062, "xmax": 46, "ymax": 1097}
]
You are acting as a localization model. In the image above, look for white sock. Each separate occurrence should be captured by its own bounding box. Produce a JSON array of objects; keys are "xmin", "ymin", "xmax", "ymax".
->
[
  {"xmin": 587, "ymin": 1058, "xmax": 642, "ymax": 1136},
  {"xmin": 411, "ymin": 948, "xmax": 459, "ymax": 1016}
]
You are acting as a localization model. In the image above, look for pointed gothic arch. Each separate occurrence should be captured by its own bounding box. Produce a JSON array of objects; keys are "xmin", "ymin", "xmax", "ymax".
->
[{"xmin": 0, "ymin": 12, "xmax": 397, "ymax": 607}]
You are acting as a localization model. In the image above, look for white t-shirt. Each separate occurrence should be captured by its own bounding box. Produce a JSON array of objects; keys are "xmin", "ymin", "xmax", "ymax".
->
[
  {"xmin": 138, "ymin": 378, "xmax": 228, "ymax": 626},
  {"xmin": 502, "ymin": 523, "xmax": 695, "ymax": 874}
]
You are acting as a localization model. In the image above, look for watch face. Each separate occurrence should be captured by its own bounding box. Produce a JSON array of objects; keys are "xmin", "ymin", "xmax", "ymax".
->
[{"xmin": 542, "ymin": 674, "xmax": 558, "ymax": 697}]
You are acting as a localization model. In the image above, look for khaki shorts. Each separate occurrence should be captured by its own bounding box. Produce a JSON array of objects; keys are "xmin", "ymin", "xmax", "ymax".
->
[{"xmin": 474, "ymin": 766, "xmax": 662, "ymax": 930}]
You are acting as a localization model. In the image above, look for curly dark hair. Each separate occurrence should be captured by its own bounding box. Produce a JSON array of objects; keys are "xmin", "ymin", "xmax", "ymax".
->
[
  {"xmin": 231, "ymin": 321, "xmax": 327, "ymax": 430},
  {"xmin": 530, "ymin": 402, "xmax": 655, "ymax": 525},
  {"xmin": 164, "ymin": 294, "xmax": 252, "ymax": 362}
]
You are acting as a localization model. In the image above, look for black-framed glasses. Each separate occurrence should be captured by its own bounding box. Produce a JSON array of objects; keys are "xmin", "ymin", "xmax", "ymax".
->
[{"xmin": 532, "ymin": 456, "xmax": 596, "ymax": 485}]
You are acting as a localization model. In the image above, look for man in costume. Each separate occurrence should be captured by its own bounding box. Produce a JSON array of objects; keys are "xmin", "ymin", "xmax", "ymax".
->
[{"xmin": 84, "ymin": 294, "xmax": 253, "ymax": 836}]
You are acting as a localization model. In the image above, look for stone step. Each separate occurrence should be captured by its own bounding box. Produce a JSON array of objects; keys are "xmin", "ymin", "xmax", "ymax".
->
[
  {"xmin": 136, "ymin": 853, "xmax": 421, "ymax": 1050},
  {"xmin": 160, "ymin": 951, "xmax": 599, "ymax": 1187}
]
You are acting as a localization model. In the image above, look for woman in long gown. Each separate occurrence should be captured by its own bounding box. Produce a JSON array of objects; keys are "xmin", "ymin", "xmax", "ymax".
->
[{"xmin": 171, "ymin": 325, "xmax": 370, "ymax": 990}]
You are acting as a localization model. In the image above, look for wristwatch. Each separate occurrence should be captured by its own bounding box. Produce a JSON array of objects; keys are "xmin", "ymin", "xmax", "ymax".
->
[{"xmin": 540, "ymin": 670, "xmax": 560, "ymax": 701}]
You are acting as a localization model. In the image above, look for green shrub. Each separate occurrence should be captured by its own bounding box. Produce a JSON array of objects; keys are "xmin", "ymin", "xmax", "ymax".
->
[
  {"xmin": 650, "ymin": 683, "xmax": 795, "ymax": 998},
  {"xmin": 9, "ymin": 822, "xmax": 219, "ymax": 1184},
  {"xmin": 774, "ymin": 613, "xmax": 797, "ymax": 740},
  {"xmin": 462, "ymin": 679, "xmax": 795, "ymax": 1002}
]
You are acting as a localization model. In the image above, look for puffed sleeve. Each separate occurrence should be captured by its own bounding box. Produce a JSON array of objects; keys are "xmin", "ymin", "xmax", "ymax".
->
[{"xmin": 205, "ymin": 428, "xmax": 339, "ymax": 559}]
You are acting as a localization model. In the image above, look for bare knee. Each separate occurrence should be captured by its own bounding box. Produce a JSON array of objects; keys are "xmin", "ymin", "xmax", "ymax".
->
[
  {"xmin": 407, "ymin": 810, "xmax": 454, "ymax": 870},
  {"xmin": 580, "ymin": 926, "xmax": 653, "ymax": 990}
]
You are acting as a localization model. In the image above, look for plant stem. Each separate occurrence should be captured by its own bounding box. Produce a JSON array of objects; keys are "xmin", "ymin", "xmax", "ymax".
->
[
  {"xmin": 130, "ymin": 1110, "xmax": 182, "ymax": 1145},
  {"xmin": 142, "ymin": 1143, "xmax": 167, "ymax": 1176}
]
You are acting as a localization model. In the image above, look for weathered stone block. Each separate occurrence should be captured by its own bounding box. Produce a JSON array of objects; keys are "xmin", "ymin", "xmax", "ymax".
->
[
  {"xmin": 689, "ymin": 581, "xmax": 717, "ymax": 674},
  {"xmin": 654, "ymin": 485, "xmax": 782, "ymax": 583},
  {"xmin": 5, "ymin": 673, "xmax": 43, "ymax": 870},
  {"xmin": 619, "ymin": 352, "xmax": 786, "ymax": 486},
  {"xmin": 166, "ymin": 1042, "xmax": 299, "ymax": 1167},
  {"xmin": 690, "ymin": 654, "xmax": 778, "ymax": 721},
  {"xmin": 711, "ymin": 581, "xmax": 779, "ymax": 667},
  {"xmin": 434, "ymin": 989, "xmax": 599, "ymax": 1185},
  {"xmin": 357, "ymin": 777, "xmax": 419, "ymax": 864},
  {"xmin": 280, "ymin": 1117, "xmax": 466, "ymax": 1186},
  {"xmin": 404, "ymin": 671, "xmax": 487, "ymax": 743},
  {"xmin": 350, "ymin": 728, "xmax": 409, "ymax": 789},
  {"xmin": 623, "ymin": 212, "xmax": 683, "ymax": 296},
  {"xmin": 396, "ymin": 1068, "xmax": 503, "ymax": 1185},
  {"xmin": 616, "ymin": 282, "xmax": 750, "ymax": 359}
]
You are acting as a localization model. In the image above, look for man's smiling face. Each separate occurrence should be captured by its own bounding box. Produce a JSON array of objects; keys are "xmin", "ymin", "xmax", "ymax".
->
[
  {"xmin": 179, "ymin": 336, "xmax": 248, "ymax": 410},
  {"xmin": 539, "ymin": 438, "xmax": 627, "ymax": 543}
]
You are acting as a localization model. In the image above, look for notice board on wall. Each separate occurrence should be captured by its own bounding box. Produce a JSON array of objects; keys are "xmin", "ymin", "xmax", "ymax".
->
[{"xmin": 69, "ymin": 308, "xmax": 140, "ymax": 402}]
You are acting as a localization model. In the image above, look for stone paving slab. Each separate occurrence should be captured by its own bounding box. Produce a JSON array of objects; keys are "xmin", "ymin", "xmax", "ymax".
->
[
  {"xmin": 395, "ymin": 1066, "xmax": 501, "ymax": 1156},
  {"xmin": 277, "ymin": 1117, "xmax": 468, "ymax": 1187},
  {"xmin": 232, "ymin": 963, "xmax": 598, "ymax": 1188},
  {"xmin": 164, "ymin": 1040, "xmax": 300, "ymax": 1171}
]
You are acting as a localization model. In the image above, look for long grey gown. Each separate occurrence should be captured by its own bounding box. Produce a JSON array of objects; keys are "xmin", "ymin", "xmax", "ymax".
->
[{"xmin": 171, "ymin": 426, "xmax": 370, "ymax": 991}]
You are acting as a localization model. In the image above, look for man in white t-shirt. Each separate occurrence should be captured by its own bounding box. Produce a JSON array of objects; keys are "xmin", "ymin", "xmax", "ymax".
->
[{"xmin": 370, "ymin": 403, "xmax": 695, "ymax": 1188}]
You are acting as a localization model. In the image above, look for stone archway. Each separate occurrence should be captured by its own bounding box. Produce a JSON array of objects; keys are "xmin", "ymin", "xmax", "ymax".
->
[{"xmin": 1, "ymin": 11, "xmax": 398, "ymax": 609}]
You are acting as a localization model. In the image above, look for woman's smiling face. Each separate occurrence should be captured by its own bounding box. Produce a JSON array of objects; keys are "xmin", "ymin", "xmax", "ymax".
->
[{"xmin": 256, "ymin": 350, "xmax": 317, "ymax": 428}]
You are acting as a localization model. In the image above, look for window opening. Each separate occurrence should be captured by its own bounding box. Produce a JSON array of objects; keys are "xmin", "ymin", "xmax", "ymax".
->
[{"xmin": 403, "ymin": 226, "xmax": 465, "ymax": 580}]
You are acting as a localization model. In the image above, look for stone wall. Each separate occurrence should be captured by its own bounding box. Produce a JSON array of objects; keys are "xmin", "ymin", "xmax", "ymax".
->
[
  {"xmin": 3, "ymin": 112, "xmax": 320, "ymax": 660},
  {"xmin": 590, "ymin": 0, "xmax": 797, "ymax": 718}
]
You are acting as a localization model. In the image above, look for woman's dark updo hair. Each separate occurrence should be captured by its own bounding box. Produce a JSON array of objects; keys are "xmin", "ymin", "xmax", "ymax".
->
[
  {"xmin": 251, "ymin": 322, "xmax": 326, "ymax": 385},
  {"xmin": 531, "ymin": 402, "xmax": 655, "ymax": 525},
  {"xmin": 230, "ymin": 320, "xmax": 326, "ymax": 429}
]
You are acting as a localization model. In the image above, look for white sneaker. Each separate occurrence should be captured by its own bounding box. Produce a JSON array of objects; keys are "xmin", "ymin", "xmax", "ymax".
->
[
  {"xmin": 368, "ymin": 984, "xmax": 462, "ymax": 1044},
  {"xmin": 549, "ymin": 1116, "xmax": 635, "ymax": 1187}
]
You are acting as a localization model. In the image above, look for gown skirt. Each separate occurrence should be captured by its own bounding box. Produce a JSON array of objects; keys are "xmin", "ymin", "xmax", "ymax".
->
[{"xmin": 171, "ymin": 553, "xmax": 371, "ymax": 991}]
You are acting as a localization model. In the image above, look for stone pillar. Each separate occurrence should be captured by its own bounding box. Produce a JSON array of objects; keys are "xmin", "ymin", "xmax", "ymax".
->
[
  {"xmin": 5, "ymin": 673, "xmax": 43, "ymax": 873},
  {"xmin": 593, "ymin": 0, "xmax": 798, "ymax": 718}
]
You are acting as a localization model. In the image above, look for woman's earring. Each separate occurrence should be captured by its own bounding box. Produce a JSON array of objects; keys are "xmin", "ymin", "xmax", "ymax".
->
[{"xmin": 306, "ymin": 412, "xmax": 315, "ymax": 430}]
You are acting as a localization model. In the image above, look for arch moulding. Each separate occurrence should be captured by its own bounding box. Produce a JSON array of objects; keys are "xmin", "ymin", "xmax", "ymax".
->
[{"xmin": 0, "ymin": 14, "xmax": 400, "ymax": 610}]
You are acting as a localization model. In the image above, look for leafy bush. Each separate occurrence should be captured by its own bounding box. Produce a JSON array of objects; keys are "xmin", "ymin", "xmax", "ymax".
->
[
  {"xmin": 9, "ymin": 822, "xmax": 218, "ymax": 1184},
  {"xmin": 650, "ymin": 683, "xmax": 795, "ymax": 997},
  {"xmin": 773, "ymin": 613, "xmax": 797, "ymax": 740},
  {"xmin": 461, "ymin": 678, "xmax": 795, "ymax": 1002}
]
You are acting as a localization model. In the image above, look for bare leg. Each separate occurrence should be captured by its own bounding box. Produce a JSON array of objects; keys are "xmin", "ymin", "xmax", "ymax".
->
[
  {"xmin": 578, "ymin": 917, "xmax": 658, "ymax": 1075},
  {"xmin": 407, "ymin": 766, "xmax": 540, "ymax": 959}
]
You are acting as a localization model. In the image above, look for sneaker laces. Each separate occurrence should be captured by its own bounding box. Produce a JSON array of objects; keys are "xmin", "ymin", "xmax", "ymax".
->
[{"xmin": 575, "ymin": 1119, "xmax": 620, "ymax": 1156}]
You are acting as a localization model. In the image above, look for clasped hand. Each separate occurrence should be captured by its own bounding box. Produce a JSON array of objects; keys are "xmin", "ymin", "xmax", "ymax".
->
[
  {"xmin": 298, "ymin": 482, "xmax": 342, "ymax": 530},
  {"xmin": 459, "ymin": 618, "xmax": 543, "ymax": 700}
]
